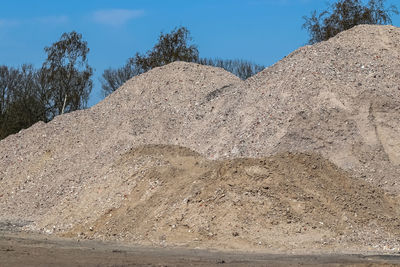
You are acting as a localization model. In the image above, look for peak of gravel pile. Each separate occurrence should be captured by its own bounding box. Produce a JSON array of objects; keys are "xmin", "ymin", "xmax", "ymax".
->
[
  {"xmin": 1, "ymin": 24, "xmax": 400, "ymax": 252},
  {"xmin": 200, "ymin": 24, "xmax": 400, "ymax": 191},
  {"xmin": 0, "ymin": 62, "xmax": 240, "ymax": 223}
]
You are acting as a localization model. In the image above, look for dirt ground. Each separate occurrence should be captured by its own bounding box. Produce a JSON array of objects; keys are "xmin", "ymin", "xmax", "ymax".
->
[{"xmin": 1, "ymin": 231, "xmax": 400, "ymax": 267}]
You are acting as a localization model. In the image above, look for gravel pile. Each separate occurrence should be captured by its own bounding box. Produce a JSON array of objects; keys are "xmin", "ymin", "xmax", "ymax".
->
[
  {"xmin": 62, "ymin": 145, "xmax": 400, "ymax": 252},
  {"xmin": 1, "ymin": 24, "xmax": 400, "ymax": 252}
]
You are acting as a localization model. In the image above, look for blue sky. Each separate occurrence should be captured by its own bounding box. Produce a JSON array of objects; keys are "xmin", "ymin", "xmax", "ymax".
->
[{"xmin": 1, "ymin": 0, "xmax": 399, "ymax": 106}]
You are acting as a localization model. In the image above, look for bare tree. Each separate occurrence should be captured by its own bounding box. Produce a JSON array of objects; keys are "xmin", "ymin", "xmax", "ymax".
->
[
  {"xmin": 42, "ymin": 31, "xmax": 93, "ymax": 116},
  {"xmin": 101, "ymin": 26, "xmax": 198, "ymax": 96},
  {"xmin": 0, "ymin": 65, "xmax": 47, "ymax": 139},
  {"xmin": 134, "ymin": 26, "xmax": 199, "ymax": 72},
  {"xmin": 198, "ymin": 58, "xmax": 264, "ymax": 80},
  {"xmin": 303, "ymin": 0, "xmax": 398, "ymax": 44},
  {"xmin": 101, "ymin": 58, "xmax": 143, "ymax": 97}
]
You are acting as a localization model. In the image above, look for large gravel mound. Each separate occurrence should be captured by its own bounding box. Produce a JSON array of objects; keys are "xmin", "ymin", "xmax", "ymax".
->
[
  {"xmin": 62, "ymin": 144, "xmax": 400, "ymax": 252},
  {"xmin": 239, "ymin": 25, "xmax": 400, "ymax": 191},
  {"xmin": 1, "ymin": 24, "xmax": 400, "ymax": 252},
  {"xmin": 0, "ymin": 63, "xmax": 241, "ymax": 224}
]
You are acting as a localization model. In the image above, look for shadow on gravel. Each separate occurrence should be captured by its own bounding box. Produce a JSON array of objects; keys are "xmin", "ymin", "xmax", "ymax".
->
[{"xmin": 0, "ymin": 220, "xmax": 32, "ymax": 232}]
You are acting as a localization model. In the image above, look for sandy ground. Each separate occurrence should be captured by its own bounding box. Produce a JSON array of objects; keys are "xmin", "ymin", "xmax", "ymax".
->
[{"xmin": 1, "ymin": 231, "xmax": 400, "ymax": 267}]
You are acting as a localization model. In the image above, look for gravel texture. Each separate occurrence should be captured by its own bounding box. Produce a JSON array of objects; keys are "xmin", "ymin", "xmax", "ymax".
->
[{"xmin": 1, "ymin": 24, "xmax": 400, "ymax": 252}]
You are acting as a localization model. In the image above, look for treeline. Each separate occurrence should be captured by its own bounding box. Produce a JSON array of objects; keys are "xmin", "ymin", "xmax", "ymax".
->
[
  {"xmin": 101, "ymin": 1, "xmax": 398, "ymax": 96},
  {"xmin": 100, "ymin": 27, "xmax": 265, "ymax": 97},
  {"xmin": 303, "ymin": 0, "xmax": 398, "ymax": 44},
  {"xmin": 0, "ymin": 65, "xmax": 47, "ymax": 139},
  {"xmin": 0, "ymin": 27, "xmax": 264, "ymax": 140},
  {"xmin": 198, "ymin": 58, "xmax": 265, "ymax": 81},
  {"xmin": 1, "ymin": 0, "xmax": 397, "ymax": 140},
  {"xmin": 0, "ymin": 32, "xmax": 92, "ymax": 140}
]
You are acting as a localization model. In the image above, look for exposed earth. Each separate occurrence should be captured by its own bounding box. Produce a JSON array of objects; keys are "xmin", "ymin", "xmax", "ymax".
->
[{"xmin": 2, "ymin": 231, "xmax": 400, "ymax": 267}]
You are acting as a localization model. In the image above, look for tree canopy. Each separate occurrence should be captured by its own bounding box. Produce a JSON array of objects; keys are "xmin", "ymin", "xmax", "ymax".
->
[
  {"xmin": 42, "ymin": 31, "xmax": 93, "ymax": 116},
  {"xmin": 101, "ymin": 26, "xmax": 199, "ymax": 96},
  {"xmin": 134, "ymin": 26, "xmax": 199, "ymax": 72},
  {"xmin": 101, "ymin": 58, "xmax": 142, "ymax": 97},
  {"xmin": 0, "ymin": 31, "xmax": 93, "ymax": 140},
  {"xmin": 101, "ymin": 26, "xmax": 264, "ymax": 96},
  {"xmin": 303, "ymin": 0, "xmax": 398, "ymax": 44},
  {"xmin": 199, "ymin": 58, "xmax": 264, "ymax": 80},
  {"xmin": 0, "ymin": 65, "xmax": 48, "ymax": 139}
]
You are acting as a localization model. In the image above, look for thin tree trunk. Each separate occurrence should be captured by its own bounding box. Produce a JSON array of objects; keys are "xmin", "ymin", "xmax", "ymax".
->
[{"xmin": 61, "ymin": 94, "xmax": 67, "ymax": 115}]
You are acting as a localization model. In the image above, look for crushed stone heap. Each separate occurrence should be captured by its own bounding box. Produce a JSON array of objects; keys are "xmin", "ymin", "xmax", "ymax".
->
[
  {"xmin": 1, "ymin": 24, "xmax": 400, "ymax": 252},
  {"xmin": 62, "ymin": 145, "xmax": 400, "ymax": 252}
]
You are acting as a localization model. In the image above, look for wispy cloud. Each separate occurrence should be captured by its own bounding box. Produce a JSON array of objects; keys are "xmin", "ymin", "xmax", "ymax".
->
[
  {"xmin": 91, "ymin": 9, "xmax": 144, "ymax": 27},
  {"xmin": 0, "ymin": 18, "xmax": 20, "ymax": 27}
]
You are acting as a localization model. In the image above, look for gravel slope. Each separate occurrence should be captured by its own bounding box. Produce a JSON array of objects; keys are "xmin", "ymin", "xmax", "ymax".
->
[{"xmin": 1, "ymin": 24, "xmax": 400, "ymax": 252}]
